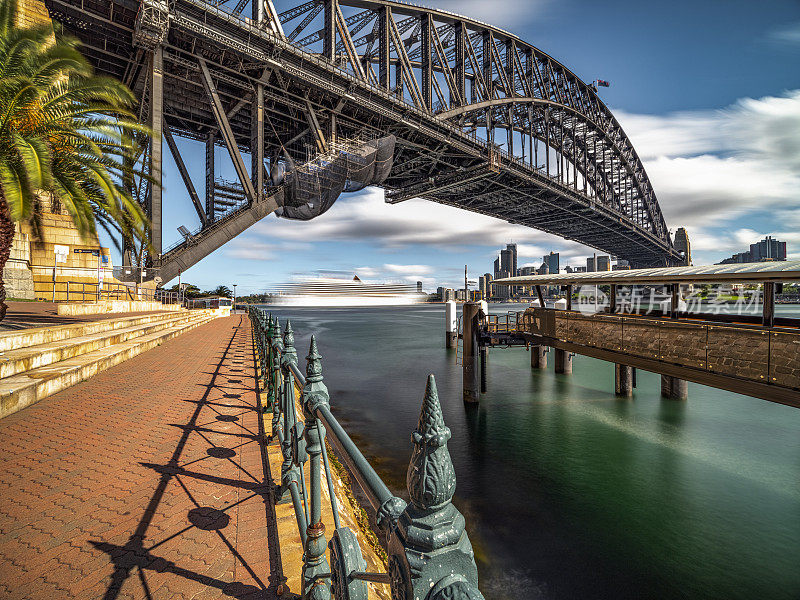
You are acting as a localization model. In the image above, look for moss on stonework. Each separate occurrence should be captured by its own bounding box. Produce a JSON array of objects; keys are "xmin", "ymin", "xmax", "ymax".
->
[{"xmin": 324, "ymin": 437, "xmax": 389, "ymax": 567}]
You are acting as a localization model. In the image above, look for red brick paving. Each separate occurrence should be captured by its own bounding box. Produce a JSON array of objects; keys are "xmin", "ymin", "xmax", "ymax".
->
[{"xmin": 0, "ymin": 315, "xmax": 282, "ymax": 599}]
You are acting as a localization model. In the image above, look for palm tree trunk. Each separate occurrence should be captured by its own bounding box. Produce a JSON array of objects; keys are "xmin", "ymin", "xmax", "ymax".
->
[{"xmin": 0, "ymin": 190, "xmax": 15, "ymax": 322}]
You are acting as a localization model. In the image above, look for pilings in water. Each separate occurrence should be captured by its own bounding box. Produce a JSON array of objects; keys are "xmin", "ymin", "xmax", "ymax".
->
[
  {"xmin": 554, "ymin": 348, "xmax": 573, "ymax": 374},
  {"xmin": 661, "ymin": 374, "xmax": 688, "ymax": 400},
  {"xmin": 615, "ymin": 364, "xmax": 635, "ymax": 397},
  {"xmin": 530, "ymin": 345, "xmax": 547, "ymax": 369},
  {"xmin": 462, "ymin": 302, "xmax": 481, "ymax": 403},
  {"xmin": 445, "ymin": 300, "xmax": 457, "ymax": 349}
]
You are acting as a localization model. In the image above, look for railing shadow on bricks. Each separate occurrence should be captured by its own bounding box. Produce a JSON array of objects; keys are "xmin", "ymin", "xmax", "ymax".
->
[{"xmin": 248, "ymin": 306, "xmax": 485, "ymax": 600}]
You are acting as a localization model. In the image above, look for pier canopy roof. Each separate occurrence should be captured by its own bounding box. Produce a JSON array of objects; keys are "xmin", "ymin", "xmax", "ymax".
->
[{"xmin": 493, "ymin": 261, "xmax": 800, "ymax": 287}]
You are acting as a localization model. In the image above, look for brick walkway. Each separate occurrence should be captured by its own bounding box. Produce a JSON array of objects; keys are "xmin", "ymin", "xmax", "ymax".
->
[{"xmin": 0, "ymin": 315, "xmax": 281, "ymax": 599}]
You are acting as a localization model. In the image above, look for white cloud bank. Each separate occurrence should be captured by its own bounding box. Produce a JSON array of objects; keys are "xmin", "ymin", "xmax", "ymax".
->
[
  {"xmin": 617, "ymin": 90, "xmax": 800, "ymax": 226},
  {"xmin": 253, "ymin": 187, "xmax": 593, "ymax": 258}
]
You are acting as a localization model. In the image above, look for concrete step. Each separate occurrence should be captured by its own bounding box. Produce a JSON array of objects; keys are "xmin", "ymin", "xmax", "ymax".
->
[
  {"xmin": 0, "ymin": 312, "xmax": 206, "ymax": 379},
  {"xmin": 0, "ymin": 313, "xmax": 216, "ymax": 419},
  {"xmin": 0, "ymin": 311, "xmax": 186, "ymax": 353}
]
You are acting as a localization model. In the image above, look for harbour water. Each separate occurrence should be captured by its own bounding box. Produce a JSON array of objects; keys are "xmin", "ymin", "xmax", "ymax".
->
[{"xmin": 262, "ymin": 303, "xmax": 800, "ymax": 600}]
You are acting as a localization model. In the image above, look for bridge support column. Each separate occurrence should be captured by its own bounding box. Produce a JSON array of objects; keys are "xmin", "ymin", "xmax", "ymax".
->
[
  {"xmin": 445, "ymin": 301, "xmax": 457, "ymax": 349},
  {"xmin": 462, "ymin": 302, "xmax": 480, "ymax": 403},
  {"xmin": 205, "ymin": 132, "xmax": 215, "ymax": 222},
  {"xmin": 661, "ymin": 375, "xmax": 688, "ymax": 400},
  {"xmin": 252, "ymin": 82, "xmax": 265, "ymax": 203},
  {"xmin": 530, "ymin": 345, "xmax": 547, "ymax": 369},
  {"xmin": 615, "ymin": 364, "xmax": 634, "ymax": 397},
  {"xmin": 554, "ymin": 349, "xmax": 572, "ymax": 374},
  {"xmin": 149, "ymin": 45, "xmax": 164, "ymax": 264}
]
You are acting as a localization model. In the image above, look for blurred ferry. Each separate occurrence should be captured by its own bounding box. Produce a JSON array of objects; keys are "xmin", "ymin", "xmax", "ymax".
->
[{"xmin": 272, "ymin": 275, "xmax": 425, "ymax": 307}]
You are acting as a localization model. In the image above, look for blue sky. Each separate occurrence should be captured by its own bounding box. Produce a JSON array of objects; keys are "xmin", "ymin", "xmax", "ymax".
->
[{"xmin": 101, "ymin": 0, "xmax": 800, "ymax": 294}]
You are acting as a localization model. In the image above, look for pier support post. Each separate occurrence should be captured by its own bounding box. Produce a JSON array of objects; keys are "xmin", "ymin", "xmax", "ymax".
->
[
  {"xmin": 462, "ymin": 302, "xmax": 480, "ymax": 403},
  {"xmin": 554, "ymin": 348, "xmax": 572, "ymax": 374},
  {"xmin": 661, "ymin": 374, "xmax": 688, "ymax": 400},
  {"xmin": 530, "ymin": 345, "xmax": 547, "ymax": 369},
  {"xmin": 445, "ymin": 300, "xmax": 457, "ymax": 348},
  {"xmin": 615, "ymin": 364, "xmax": 634, "ymax": 397}
]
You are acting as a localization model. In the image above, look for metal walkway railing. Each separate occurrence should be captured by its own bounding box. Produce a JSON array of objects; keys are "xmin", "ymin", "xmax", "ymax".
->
[{"xmin": 249, "ymin": 306, "xmax": 485, "ymax": 600}]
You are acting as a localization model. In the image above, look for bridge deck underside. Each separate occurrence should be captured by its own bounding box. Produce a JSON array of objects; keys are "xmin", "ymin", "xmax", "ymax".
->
[{"xmin": 45, "ymin": 0, "xmax": 682, "ymax": 269}]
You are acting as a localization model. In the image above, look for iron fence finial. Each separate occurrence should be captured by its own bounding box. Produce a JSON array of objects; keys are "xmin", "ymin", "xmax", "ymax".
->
[
  {"xmin": 387, "ymin": 373, "xmax": 483, "ymax": 600},
  {"xmin": 306, "ymin": 335, "xmax": 323, "ymax": 383}
]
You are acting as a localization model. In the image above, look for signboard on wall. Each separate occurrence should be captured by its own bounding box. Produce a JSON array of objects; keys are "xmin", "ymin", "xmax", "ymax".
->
[{"xmin": 53, "ymin": 245, "xmax": 69, "ymax": 263}]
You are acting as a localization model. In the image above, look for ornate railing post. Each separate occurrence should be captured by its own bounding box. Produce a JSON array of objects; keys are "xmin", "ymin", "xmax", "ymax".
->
[
  {"xmin": 387, "ymin": 375, "xmax": 485, "ymax": 600},
  {"xmin": 260, "ymin": 312, "xmax": 272, "ymax": 412},
  {"xmin": 270, "ymin": 317, "xmax": 283, "ymax": 439},
  {"xmin": 278, "ymin": 319, "xmax": 298, "ymax": 495},
  {"xmin": 264, "ymin": 314, "xmax": 276, "ymax": 413},
  {"xmin": 301, "ymin": 336, "xmax": 331, "ymax": 598}
]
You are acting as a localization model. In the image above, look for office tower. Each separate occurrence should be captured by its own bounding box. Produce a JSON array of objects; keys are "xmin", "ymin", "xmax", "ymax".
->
[{"xmin": 543, "ymin": 251, "xmax": 559, "ymax": 275}]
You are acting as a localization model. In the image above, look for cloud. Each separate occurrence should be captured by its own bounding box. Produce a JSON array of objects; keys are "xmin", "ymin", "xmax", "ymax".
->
[
  {"xmin": 616, "ymin": 90, "xmax": 800, "ymax": 228},
  {"xmin": 223, "ymin": 239, "xmax": 311, "ymax": 261},
  {"xmin": 224, "ymin": 241, "xmax": 276, "ymax": 261},
  {"xmin": 430, "ymin": 0, "xmax": 552, "ymax": 32},
  {"xmin": 383, "ymin": 263, "xmax": 434, "ymax": 275},
  {"xmin": 768, "ymin": 21, "xmax": 800, "ymax": 46},
  {"xmin": 256, "ymin": 188, "xmax": 596, "ymax": 258}
]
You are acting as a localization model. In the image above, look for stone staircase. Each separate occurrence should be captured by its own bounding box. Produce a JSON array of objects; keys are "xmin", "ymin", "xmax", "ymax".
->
[{"xmin": 0, "ymin": 310, "xmax": 218, "ymax": 419}]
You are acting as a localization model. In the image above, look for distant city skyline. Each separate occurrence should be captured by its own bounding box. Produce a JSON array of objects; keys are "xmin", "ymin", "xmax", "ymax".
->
[{"xmin": 718, "ymin": 235, "xmax": 788, "ymax": 265}]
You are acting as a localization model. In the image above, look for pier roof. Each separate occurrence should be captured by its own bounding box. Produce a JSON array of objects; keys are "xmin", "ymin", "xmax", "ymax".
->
[{"xmin": 493, "ymin": 260, "xmax": 800, "ymax": 286}]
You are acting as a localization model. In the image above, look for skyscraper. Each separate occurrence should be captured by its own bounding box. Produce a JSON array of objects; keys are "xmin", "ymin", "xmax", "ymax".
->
[
  {"xmin": 717, "ymin": 235, "xmax": 788, "ymax": 264},
  {"xmin": 480, "ymin": 273, "xmax": 493, "ymax": 300},
  {"xmin": 750, "ymin": 236, "xmax": 786, "ymax": 261},
  {"xmin": 674, "ymin": 228, "xmax": 692, "ymax": 265},
  {"xmin": 500, "ymin": 248, "xmax": 513, "ymax": 276},
  {"xmin": 543, "ymin": 252, "xmax": 559, "ymax": 275},
  {"xmin": 506, "ymin": 244, "xmax": 518, "ymax": 277}
]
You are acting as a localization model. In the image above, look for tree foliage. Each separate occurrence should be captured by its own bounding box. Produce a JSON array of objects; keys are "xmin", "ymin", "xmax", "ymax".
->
[{"xmin": 0, "ymin": 0, "xmax": 151, "ymax": 318}]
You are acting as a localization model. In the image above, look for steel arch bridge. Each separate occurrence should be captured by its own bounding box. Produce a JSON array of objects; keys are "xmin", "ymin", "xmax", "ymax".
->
[{"xmin": 45, "ymin": 0, "xmax": 684, "ymax": 283}]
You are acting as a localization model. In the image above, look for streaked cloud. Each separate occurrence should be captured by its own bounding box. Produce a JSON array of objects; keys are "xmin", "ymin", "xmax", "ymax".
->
[
  {"xmin": 768, "ymin": 21, "xmax": 800, "ymax": 46},
  {"xmin": 429, "ymin": 0, "xmax": 553, "ymax": 32},
  {"xmin": 616, "ymin": 90, "xmax": 800, "ymax": 263},
  {"xmin": 254, "ymin": 188, "xmax": 595, "ymax": 259}
]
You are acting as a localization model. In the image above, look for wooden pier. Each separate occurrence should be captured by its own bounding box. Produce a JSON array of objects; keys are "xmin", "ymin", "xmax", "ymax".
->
[{"xmin": 467, "ymin": 261, "xmax": 800, "ymax": 407}]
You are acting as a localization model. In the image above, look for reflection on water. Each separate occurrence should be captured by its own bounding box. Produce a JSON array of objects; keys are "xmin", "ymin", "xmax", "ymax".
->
[{"xmin": 261, "ymin": 303, "xmax": 800, "ymax": 600}]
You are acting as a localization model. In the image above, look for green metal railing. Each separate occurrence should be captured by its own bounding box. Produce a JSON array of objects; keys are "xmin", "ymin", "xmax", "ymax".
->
[{"xmin": 249, "ymin": 306, "xmax": 484, "ymax": 600}]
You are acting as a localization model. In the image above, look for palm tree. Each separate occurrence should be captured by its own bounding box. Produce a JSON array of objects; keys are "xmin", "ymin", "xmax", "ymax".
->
[
  {"xmin": 0, "ymin": 0, "xmax": 151, "ymax": 319},
  {"xmin": 211, "ymin": 285, "xmax": 232, "ymax": 298}
]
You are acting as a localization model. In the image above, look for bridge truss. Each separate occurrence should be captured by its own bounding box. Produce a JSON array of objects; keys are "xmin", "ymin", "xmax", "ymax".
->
[{"xmin": 44, "ymin": 0, "xmax": 684, "ymax": 283}]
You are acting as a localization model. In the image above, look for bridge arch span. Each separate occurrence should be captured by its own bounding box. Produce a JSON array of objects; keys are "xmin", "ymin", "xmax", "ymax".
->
[{"xmin": 44, "ymin": 0, "xmax": 684, "ymax": 282}]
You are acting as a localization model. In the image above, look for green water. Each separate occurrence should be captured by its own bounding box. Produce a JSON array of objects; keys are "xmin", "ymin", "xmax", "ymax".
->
[{"xmin": 262, "ymin": 304, "xmax": 800, "ymax": 600}]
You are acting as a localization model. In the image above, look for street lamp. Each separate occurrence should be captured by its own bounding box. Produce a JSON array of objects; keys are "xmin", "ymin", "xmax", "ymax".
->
[{"xmin": 232, "ymin": 284, "xmax": 237, "ymax": 309}]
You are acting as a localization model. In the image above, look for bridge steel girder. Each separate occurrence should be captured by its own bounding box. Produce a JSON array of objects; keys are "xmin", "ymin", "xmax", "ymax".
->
[
  {"xmin": 44, "ymin": 0, "xmax": 683, "ymax": 284},
  {"xmin": 163, "ymin": 125, "xmax": 207, "ymax": 225},
  {"xmin": 198, "ymin": 58, "xmax": 259, "ymax": 206}
]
